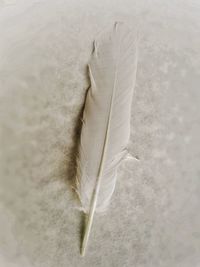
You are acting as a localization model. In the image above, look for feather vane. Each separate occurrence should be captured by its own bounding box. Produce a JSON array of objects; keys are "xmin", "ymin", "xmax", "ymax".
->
[{"xmin": 76, "ymin": 22, "xmax": 138, "ymax": 255}]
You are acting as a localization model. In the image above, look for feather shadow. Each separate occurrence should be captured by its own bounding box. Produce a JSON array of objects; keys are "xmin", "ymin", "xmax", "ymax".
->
[{"xmin": 63, "ymin": 69, "xmax": 90, "ymax": 192}]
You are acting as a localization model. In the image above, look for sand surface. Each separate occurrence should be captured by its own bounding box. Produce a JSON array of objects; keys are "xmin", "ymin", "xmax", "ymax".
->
[{"xmin": 0, "ymin": 0, "xmax": 200, "ymax": 266}]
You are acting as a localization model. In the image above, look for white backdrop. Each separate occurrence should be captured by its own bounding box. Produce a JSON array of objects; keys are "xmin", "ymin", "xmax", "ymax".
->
[{"xmin": 0, "ymin": 0, "xmax": 200, "ymax": 266}]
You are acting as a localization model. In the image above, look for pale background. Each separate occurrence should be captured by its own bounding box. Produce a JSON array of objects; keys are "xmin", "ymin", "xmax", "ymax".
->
[{"xmin": 0, "ymin": 0, "xmax": 200, "ymax": 266}]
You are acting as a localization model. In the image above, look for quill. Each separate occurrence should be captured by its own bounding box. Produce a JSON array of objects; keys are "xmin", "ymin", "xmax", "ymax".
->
[{"xmin": 76, "ymin": 22, "xmax": 138, "ymax": 256}]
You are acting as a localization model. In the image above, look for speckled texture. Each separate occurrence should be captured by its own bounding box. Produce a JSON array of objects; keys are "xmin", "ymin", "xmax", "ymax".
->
[{"xmin": 0, "ymin": 0, "xmax": 200, "ymax": 266}]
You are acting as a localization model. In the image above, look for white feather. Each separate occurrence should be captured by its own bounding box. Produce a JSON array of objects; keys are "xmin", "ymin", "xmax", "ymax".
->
[{"xmin": 76, "ymin": 22, "xmax": 138, "ymax": 255}]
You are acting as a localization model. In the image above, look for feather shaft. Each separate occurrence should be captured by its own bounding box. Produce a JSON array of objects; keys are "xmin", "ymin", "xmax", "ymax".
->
[{"xmin": 81, "ymin": 40, "xmax": 121, "ymax": 255}]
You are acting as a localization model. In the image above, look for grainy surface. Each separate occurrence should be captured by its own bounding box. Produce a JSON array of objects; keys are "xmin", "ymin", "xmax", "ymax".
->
[{"xmin": 0, "ymin": 0, "xmax": 200, "ymax": 266}]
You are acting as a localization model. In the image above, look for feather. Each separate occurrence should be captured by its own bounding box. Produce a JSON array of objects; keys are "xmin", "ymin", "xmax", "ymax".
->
[{"xmin": 76, "ymin": 22, "xmax": 138, "ymax": 256}]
